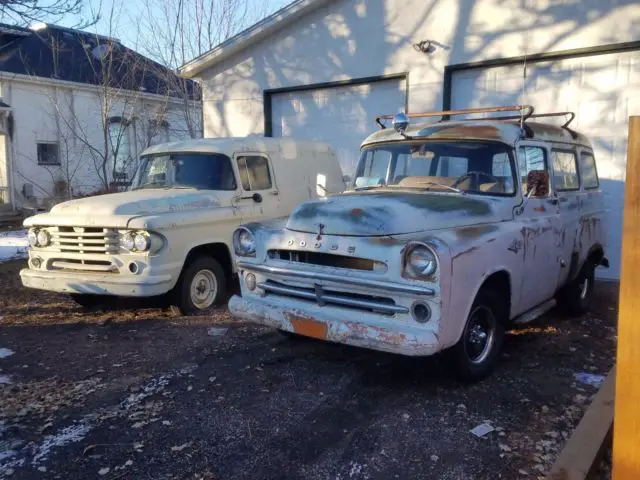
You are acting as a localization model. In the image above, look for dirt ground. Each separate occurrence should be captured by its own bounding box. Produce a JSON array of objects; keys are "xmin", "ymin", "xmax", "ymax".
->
[{"xmin": 0, "ymin": 259, "xmax": 617, "ymax": 480}]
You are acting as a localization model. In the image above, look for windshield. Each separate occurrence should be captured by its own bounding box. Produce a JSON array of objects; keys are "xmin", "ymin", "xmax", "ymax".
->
[
  {"xmin": 130, "ymin": 153, "xmax": 237, "ymax": 191},
  {"xmin": 353, "ymin": 142, "xmax": 517, "ymax": 196}
]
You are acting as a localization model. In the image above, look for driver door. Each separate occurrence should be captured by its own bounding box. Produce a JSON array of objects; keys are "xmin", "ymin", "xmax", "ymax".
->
[
  {"xmin": 516, "ymin": 144, "xmax": 562, "ymax": 312},
  {"xmin": 233, "ymin": 152, "xmax": 281, "ymax": 222}
]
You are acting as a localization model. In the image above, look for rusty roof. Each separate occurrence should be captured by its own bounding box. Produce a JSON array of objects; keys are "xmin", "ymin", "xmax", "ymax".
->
[{"xmin": 361, "ymin": 119, "xmax": 592, "ymax": 149}]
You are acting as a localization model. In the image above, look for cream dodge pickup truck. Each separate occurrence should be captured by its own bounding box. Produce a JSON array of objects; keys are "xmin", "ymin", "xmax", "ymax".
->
[
  {"xmin": 229, "ymin": 106, "xmax": 609, "ymax": 381},
  {"xmin": 20, "ymin": 137, "xmax": 344, "ymax": 314}
]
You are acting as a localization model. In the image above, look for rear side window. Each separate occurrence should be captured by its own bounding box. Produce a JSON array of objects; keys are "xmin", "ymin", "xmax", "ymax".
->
[
  {"xmin": 580, "ymin": 152, "xmax": 599, "ymax": 189},
  {"xmin": 551, "ymin": 150, "xmax": 579, "ymax": 191},
  {"xmin": 237, "ymin": 156, "xmax": 273, "ymax": 191}
]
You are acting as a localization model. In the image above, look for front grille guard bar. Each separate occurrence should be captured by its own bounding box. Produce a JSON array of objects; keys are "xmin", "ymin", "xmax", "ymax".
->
[{"xmin": 237, "ymin": 261, "xmax": 435, "ymax": 296}]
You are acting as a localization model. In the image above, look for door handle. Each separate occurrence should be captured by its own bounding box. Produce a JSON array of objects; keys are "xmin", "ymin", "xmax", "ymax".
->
[
  {"xmin": 548, "ymin": 197, "xmax": 559, "ymax": 206},
  {"xmin": 269, "ymin": 191, "xmax": 279, "ymax": 196},
  {"xmin": 239, "ymin": 192, "xmax": 263, "ymax": 203}
]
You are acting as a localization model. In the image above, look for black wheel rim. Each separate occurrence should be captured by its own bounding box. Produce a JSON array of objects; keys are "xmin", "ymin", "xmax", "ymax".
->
[{"xmin": 464, "ymin": 306, "xmax": 496, "ymax": 365}]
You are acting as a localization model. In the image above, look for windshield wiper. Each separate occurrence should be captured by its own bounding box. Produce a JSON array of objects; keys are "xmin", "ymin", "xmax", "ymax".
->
[
  {"xmin": 353, "ymin": 185, "xmax": 386, "ymax": 191},
  {"xmin": 412, "ymin": 181, "xmax": 462, "ymax": 193},
  {"xmin": 131, "ymin": 182, "xmax": 168, "ymax": 190}
]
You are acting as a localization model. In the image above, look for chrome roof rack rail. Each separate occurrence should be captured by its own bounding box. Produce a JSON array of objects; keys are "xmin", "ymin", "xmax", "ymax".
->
[{"xmin": 375, "ymin": 105, "xmax": 535, "ymax": 129}]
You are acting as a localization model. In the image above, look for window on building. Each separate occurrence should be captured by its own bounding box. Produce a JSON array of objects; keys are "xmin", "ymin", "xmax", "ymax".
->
[
  {"xmin": 236, "ymin": 156, "xmax": 273, "ymax": 191},
  {"xmin": 37, "ymin": 142, "xmax": 60, "ymax": 166},
  {"xmin": 108, "ymin": 118, "xmax": 131, "ymax": 179},
  {"xmin": 518, "ymin": 146, "xmax": 548, "ymax": 196},
  {"xmin": 551, "ymin": 150, "xmax": 579, "ymax": 191},
  {"xmin": 580, "ymin": 152, "xmax": 599, "ymax": 189}
]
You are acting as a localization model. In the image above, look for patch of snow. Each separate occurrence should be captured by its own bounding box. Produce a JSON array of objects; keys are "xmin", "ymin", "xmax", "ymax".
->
[
  {"xmin": 32, "ymin": 422, "xmax": 92, "ymax": 465},
  {"xmin": 0, "ymin": 375, "xmax": 12, "ymax": 385},
  {"xmin": 0, "ymin": 230, "xmax": 28, "ymax": 263},
  {"xmin": 1, "ymin": 365, "xmax": 197, "ymax": 474},
  {"xmin": 0, "ymin": 349, "xmax": 14, "ymax": 359}
]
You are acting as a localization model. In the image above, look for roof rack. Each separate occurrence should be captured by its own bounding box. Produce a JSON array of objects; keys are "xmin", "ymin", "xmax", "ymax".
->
[
  {"xmin": 375, "ymin": 105, "xmax": 534, "ymax": 129},
  {"xmin": 374, "ymin": 105, "xmax": 578, "ymax": 138}
]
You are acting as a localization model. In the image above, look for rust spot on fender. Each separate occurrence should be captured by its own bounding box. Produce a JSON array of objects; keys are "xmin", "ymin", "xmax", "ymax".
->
[
  {"xmin": 368, "ymin": 236, "xmax": 401, "ymax": 245},
  {"xmin": 351, "ymin": 208, "xmax": 364, "ymax": 217},
  {"xmin": 455, "ymin": 224, "xmax": 498, "ymax": 239},
  {"xmin": 287, "ymin": 314, "xmax": 327, "ymax": 340},
  {"xmin": 452, "ymin": 245, "xmax": 479, "ymax": 261}
]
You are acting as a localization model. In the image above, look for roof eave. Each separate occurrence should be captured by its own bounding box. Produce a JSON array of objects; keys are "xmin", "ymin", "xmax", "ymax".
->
[{"xmin": 178, "ymin": 0, "xmax": 335, "ymax": 79}]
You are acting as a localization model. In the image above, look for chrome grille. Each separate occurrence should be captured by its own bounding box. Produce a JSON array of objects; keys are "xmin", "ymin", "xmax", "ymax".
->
[
  {"xmin": 50, "ymin": 258, "xmax": 117, "ymax": 273},
  {"xmin": 259, "ymin": 280, "xmax": 406, "ymax": 315},
  {"xmin": 267, "ymin": 249, "xmax": 383, "ymax": 272},
  {"xmin": 49, "ymin": 226, "xmax": 119, "ymax": 254}
]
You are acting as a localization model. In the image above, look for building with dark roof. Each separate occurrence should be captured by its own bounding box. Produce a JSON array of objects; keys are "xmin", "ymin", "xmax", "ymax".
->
[{"xmin": 0, "ymin": 22, "xmax": 202, "ymax": 210}]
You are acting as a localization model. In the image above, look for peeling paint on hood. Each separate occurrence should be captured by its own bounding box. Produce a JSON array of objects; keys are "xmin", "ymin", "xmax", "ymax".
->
[
  {"xmin": 25, "ymin": 189, "xmax": 220, "ymax": 228},
  {"xmin": 285, "ymin": 191, "xmax": 499, "ymax": 236}
]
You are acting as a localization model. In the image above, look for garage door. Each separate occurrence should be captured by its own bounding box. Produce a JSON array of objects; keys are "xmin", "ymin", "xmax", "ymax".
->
[
  {"xmin": 452, "ymin": 51, "xmax": 640, "ymax": 279},
  {"xmin": 271, "ymin": 78, "xmax": 407, "ymax": 176}
]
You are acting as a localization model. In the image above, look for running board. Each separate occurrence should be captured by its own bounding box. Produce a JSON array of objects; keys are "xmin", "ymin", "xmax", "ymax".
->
[{"xmin": 512, "ymin": 299, "xmax": 557, "ymax": 325}]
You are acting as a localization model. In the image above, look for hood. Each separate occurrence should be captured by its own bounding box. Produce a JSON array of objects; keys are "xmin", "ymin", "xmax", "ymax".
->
[
  {"xmin": 25, "ymin": 189, "xmax": 221, "ymax": 228},
  {"xmin": 285, "ymin": 191, "xmax": 500, "ymax": 236}
]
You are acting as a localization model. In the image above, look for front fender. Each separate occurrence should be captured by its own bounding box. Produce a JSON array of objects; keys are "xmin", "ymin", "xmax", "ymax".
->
[{"xmin": 430, "ymin": 224, "xmax": 520, "ymax": 349}]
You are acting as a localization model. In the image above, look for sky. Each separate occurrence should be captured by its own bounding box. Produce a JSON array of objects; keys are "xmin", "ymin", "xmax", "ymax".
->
[{"xmin": 57, "ymin": 0, "xmax": 291, "ymax": 65}]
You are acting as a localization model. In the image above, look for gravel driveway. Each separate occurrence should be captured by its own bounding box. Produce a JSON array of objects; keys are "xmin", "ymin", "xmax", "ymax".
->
[{"xmin": 0, "ymin": 260, "xmax": 617, "ymax": 479}]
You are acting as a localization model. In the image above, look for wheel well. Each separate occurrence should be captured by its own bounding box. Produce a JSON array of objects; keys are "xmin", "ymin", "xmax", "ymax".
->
[
  {"xmin": 479, "ymin": 271, "xmax": 511, "ymax": 320},
  {"xmin": 184, "ymin": 243, "xmax": 233, "ymax": 280}
]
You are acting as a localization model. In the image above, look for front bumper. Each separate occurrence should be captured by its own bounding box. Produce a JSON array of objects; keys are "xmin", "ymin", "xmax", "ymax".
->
[
  {"xmin": 20, "ymin": 268, "xmax": 173, "ymax": 297},
  {"xmin": 228, "ymin": 294, "xmax": 441, "ymax": 357}
]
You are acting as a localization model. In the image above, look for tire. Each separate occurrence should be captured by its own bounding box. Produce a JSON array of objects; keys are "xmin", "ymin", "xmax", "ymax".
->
[
  {"xmin": 557, "ymin": 259, "xmax": 595, "ymax": 316},
  {"xmin": 448, "ymin": 288, "xmax": 506, "ymax": 382},
  {"xmin": 169, "ymin": 256, "xmax": 227, "ymax": 316},
  {"xmin": 69, "ymin": 293, "xmax": 107, "ymax": 309}
]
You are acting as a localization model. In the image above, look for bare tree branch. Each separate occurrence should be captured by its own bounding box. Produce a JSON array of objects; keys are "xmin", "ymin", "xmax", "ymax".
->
[{"xmin": 0, "ymin": 0, "xmax": 99, "ymax": 28}]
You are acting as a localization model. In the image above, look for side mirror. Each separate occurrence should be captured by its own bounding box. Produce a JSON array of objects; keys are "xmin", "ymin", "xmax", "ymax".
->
[
  {"xmin": 519, "ymin": 170, "xmax": 549, "ymax": 215},
  {"xmin": 526, "ymin": 170, "xmax": 549, "ymax": 197},
  {"xmin": 252, "ymin": 192, "xmax": 262, "ymax": 203}
]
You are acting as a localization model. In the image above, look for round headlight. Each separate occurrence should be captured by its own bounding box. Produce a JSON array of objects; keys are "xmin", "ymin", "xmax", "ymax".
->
[
  {"xmin": 407, "ymin": 245, "xmax": 437, "ymax": 277},
  {"xmin": 27, "ymin": 228, "xmax": 39, "ymax": 247},
  {"xmin": 121, "ymin": 233, "xmax": 135, "ymax": 251},
  {"xmin": 36, "ymin": 229, "xmax": 50, "ymax": 247},
  {"xmin": 134, "ymin": 232, "xmax": 150, "ymax": 252},
  {"xmin": 234, "ymin": 228, "xmax": 256, "ymax": 256}
]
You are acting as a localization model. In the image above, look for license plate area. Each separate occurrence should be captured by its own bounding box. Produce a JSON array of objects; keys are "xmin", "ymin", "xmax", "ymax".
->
[{"xmin": 288, "ymin": 315, "xmax": 328, "ymax": 340}]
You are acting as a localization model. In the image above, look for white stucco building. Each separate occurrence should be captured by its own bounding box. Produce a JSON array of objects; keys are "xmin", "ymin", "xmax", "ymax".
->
[
  {"xmin": 0, "ymin": 22, "xmax": 201, "ymax": 213},
  {"xmin": 180, "ymin": 0, "xmax": 640, "ymax": 279}
]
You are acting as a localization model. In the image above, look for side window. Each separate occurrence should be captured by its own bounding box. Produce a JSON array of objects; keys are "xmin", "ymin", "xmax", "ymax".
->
[
  {"xmin": 580, "ymin": 152, "xmax": 599, "ymax": 189},
  {"xmin": 518, "ymin": 146, "xmax": 548, "ymax": 196},
  {"xmin": 551, "ymin": 150, "xmax": 579, "ymax": 191},
  {"xmin": 236, "ymin": 156, "xmax": 273, "ymax": 191}
]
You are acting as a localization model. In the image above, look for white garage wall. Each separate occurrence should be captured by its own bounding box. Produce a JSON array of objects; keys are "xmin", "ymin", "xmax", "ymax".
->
[
  {"xmin": 451, "ymin": 51, "xmax": 640, "ymax": 279},
  {"xmin": 198, "ymin": 0, "xmax": 639, "ymax": 139},
  {"xmin": 271, "ymin": 77, "xmax": 406, "ymax": 174}
]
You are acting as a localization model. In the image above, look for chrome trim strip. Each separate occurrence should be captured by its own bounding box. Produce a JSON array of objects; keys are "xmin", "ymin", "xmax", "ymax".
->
[
  {"xmin": 238, "ymin": 261, "xmax": 434, "ymax": 296},
  {"xmin": 258, "ymin": 282, "xmax": 409, "ymax": 314},
  {"xmin": 51, "ymin": 261, "xmax": 117, "ymax": 272}
]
